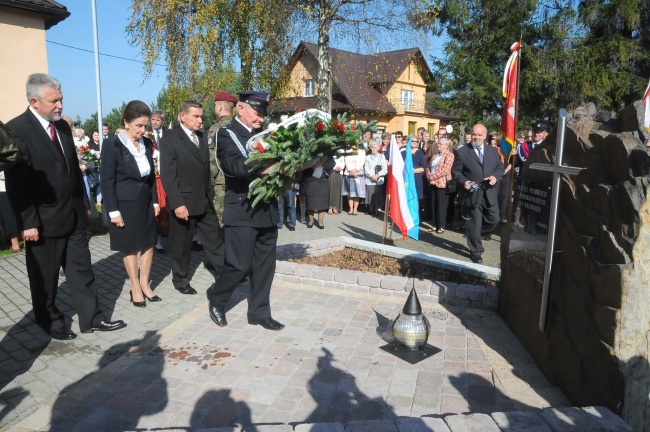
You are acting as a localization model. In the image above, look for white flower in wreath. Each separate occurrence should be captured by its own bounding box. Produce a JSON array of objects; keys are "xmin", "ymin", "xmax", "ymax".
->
[
  {"xmin": 268, "ymin": 122, "xmax": 279, "ymax": 133},
  {"xmin": 280, "ymin": 115, "xmax": 289, "ymax": 122},
  {"xmin": 297, "ymin": 118, "xmax": 306, "ymax": 128}
]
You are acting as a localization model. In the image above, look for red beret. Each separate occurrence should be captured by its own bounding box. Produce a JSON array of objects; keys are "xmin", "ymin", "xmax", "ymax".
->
[{"xmin": 214, "ymin": 91, "xmax": 237, "ymax": 103}]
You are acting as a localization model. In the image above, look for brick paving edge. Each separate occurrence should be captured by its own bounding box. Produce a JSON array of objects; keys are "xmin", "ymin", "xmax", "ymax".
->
[{"xmin": 276, "ymin": 237, "xmax": 499, "ymax": 310}]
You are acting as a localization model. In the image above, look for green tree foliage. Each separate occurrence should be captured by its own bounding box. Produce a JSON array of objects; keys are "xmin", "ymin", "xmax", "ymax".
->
[
  {"xmin": 80, "ymin": 104, "xmax": 128, "ymax": 137},
  {"xmin": 127, "ymin": 0, "xmax": 295, "ymax": 115},
  {"xmin": 425, "ymin": 0, "xmax": 649, "ymax": 131}
]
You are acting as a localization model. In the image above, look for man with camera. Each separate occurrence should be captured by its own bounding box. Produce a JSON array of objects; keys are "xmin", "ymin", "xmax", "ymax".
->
[{"xmin": 452, "ymin": 124, "xmax": 504, "ymax": 263}]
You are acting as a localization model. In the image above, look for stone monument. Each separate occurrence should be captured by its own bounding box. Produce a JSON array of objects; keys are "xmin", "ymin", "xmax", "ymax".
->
[{"xmin": 499, "ymin": 101, "xmax": 650, "ymax": 431}]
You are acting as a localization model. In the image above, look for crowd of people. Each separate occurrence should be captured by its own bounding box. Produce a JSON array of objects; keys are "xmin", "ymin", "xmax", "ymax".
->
[{"xmin": 0, "ymin": 72, "xmax": 553, "ymax": 340}]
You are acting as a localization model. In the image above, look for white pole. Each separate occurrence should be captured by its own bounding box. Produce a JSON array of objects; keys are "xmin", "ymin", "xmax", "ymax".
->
[{"xmin": 91, "ymin": 0, "xmax": 104, "ymax": 149}]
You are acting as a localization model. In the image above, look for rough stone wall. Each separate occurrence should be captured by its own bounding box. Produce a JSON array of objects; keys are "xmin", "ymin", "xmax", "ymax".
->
[{"xmin": 500, "ymin": 102, "xmax": 650, "ymax": 431}]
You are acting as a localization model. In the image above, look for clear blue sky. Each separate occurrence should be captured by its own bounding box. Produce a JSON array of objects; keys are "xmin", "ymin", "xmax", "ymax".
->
[
  {"xmin": 46, "ymin": 0, "xmax": 167, "ymax": 122},
  {"xmin": 47, "ymin": 1, "xmax": 446, "ymax": 123}
]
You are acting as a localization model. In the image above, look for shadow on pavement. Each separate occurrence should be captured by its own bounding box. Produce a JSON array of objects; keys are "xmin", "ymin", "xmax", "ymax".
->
[
  {"xmin": 303, "ymin": 347, "xmax": 395, "ymax": 423},
  {"xmin": 447, "ymin": 372, "xmax": 527, "ymax": 415},
  {"xmin": 48, "ymin": 330, "xmax": 167, "ymax": 431},
  {"xmin": 190, "ymin": 389, "xmax": 252, "ymax": 429}
]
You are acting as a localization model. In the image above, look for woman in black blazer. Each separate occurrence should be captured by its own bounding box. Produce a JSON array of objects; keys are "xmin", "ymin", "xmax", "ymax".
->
[{"xmin": 100, "ymin": 100, "xmax": 161, "ymax": 307}]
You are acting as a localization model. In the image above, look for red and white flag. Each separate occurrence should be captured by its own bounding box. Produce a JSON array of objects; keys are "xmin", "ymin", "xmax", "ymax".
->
[
  {"xmin": 168, "ymin": 121, "xmax": 173, "ymax": 130},
  {"xmin": 387, "ymin": 134, "xmax": 415, "ymax": 239},
  {"xmin": 643, "ymin": 77, "xmax": 650, "ymax": 132}
]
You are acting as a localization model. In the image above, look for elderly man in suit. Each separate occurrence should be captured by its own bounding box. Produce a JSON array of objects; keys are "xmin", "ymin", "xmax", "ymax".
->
[
  {"xmin": 452, "ymin": 123, "xmax": 505, "ymax": 264},
  {"xmin": 5, "ymin": 73, "xmax": 126, "ymax": 340},
  {"xmin": 160, "ymin": 100, "xmax": 224, "ymax": 295},
  {"xmin": 207, "ymin": 91, "xmax": 284, "ymax": 331}
]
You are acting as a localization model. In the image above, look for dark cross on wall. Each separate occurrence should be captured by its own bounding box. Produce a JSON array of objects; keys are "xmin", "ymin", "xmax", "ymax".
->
[{"xmin": 528, "ymin": 109, "xmax": 585, "ymax": 332}]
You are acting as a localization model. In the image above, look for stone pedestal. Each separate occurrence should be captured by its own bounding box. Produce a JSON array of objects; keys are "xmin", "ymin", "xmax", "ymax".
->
[{"xmin": 500, "ymin": 102, "xmax": 650, "ymax": 431}]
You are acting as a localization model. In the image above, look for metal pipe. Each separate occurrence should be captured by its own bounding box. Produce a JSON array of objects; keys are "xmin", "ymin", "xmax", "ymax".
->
[{"xmin": 91, "ymin": 0, "xmax": 103, "ymax": 149}]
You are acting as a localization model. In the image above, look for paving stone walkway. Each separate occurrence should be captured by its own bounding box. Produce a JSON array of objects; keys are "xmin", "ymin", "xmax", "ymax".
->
[
  {"xmin": 11, "ymin": 279, "xmax": 572, "ymax": 431},
  {"xmin": 1, "ymin": 214, "xmax": 626, "ymax": 431}
]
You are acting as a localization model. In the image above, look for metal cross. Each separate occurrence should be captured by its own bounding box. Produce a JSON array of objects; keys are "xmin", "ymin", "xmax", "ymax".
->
[{"xmin": 528, "ymin": 108, "xmax": 584, "ymax": 332}]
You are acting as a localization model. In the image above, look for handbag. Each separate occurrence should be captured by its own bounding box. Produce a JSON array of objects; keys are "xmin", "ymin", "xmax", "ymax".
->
[{"xmin": 445, "ymin": 178, "xmax": 457, "ymax": 194}]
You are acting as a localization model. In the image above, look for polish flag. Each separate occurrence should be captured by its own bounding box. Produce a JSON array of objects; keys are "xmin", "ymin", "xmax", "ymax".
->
[
  {"xmin": 387, "ymin": 134, "xmax": 415, "ymax": 239},
  {"xmin": 168, "ymin": 121, "xmax": 173, "ymax": 130}
]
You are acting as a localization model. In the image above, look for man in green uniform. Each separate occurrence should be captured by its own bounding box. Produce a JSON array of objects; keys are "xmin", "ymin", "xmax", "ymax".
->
[{"xmin": 207, "ymin": 91, "xmax": 237, "ymax": 226}]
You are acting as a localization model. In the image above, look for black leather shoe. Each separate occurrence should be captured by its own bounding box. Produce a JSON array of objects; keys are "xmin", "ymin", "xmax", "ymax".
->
[
  {"xmin": 209, "ymin": 306, "xmax": 228, "ymax": 327},
  {"xmin": 176, "ymin": 285, "xmax": 197, "ymax": 295},
  {"xmin": 483, "ymin": 235, "xmax": 492, "ymax": 241},
  {"xmin": 50, "ymin": 327, "xmax": 77, "ymax": 340},
  {"xmin": 248, "ymin": 317, "xmax": 285, "ymax": 331},
  {"xmin": 470, "ymin": 255, "xmax": 483, "ymax": 264},
  {"xmin": 130, "ymin": 292, "xmax": 146, "ymax": 308},
  {"xmin": 191, "ymin": 241, "xmax": 204, "ymax": 251},
  {"xmin": 144, "ymin": 294, "xmax": 162, "ymax": 302},
  {"xmin": 81, "ymin": 320, "xmax": 127, "ymax": 333},
  {"xmin": 288, "ymin": 227, "xmax": 295, "ymax": 231}
]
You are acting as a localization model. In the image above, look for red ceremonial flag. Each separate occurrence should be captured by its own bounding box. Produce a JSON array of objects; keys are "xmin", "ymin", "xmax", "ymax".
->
[
  {"xmin": 387, "ymin": 134, "xmax": 415, "ymax": 239},
  {"xmin": 499, "ymin": 41, "xmax": 521, "ymax": 162}
]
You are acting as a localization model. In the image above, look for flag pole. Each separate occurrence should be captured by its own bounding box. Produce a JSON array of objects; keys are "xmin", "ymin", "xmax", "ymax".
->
[
  {"xmin": 382, "ymin": 193, "xmax": 390, "ymax": 244},
  {"xmin": 506, "ymin": 38, "xmax": 523, "ymax": 222}
]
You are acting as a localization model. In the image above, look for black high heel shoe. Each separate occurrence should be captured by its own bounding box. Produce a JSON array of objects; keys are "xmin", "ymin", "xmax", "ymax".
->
[
  {"xmin": 129, "ymin": 292, "xmax": 146, "ymax": 308},
  {"xmin": 144, "ymin": 293, "xmax": 162, "ymax": 302}
]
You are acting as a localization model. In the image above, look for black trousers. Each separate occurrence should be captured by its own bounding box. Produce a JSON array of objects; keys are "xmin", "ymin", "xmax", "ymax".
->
[
  {"xmin": 168, "ymin": 197, "xmax": 224, "ymax": 288},
  {"xmin": 430, "ymin": 185, "xmax": 449, "ymax": 230},
  {"xmin": 464, "ymin": 192, "xmax": 499, "ymax": 257},
  {"xmin": 26, "ymin": 215, "xmax": 103, "ymax": 332},
  {"xmin": 208, "ymin": 226, "xmax": 278, "ymax": 320}
]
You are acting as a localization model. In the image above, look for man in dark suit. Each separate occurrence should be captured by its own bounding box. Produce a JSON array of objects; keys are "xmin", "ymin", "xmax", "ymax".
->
[
  {"xmin": 5, "ymin": 73, "xmax": 126, "ymax": 340},
  {"xmin": 160, "ymin": 101, "xmax": 224, "ymax": 295},
  {"xmin": 207, "ymin": 91, "xmax": 284, "ymax": 331},
  {"xmin": 452, "ymin": 123, "xmax": 505, "ymax": 263}
]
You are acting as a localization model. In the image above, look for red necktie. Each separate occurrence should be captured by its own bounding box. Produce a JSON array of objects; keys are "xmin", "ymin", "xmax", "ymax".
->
[{"xmin": 49, "ymin": 122, "xmax": 65, "ymax": 159}]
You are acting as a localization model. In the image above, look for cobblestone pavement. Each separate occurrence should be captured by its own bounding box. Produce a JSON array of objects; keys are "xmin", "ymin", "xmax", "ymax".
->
[
  {"xmin": 0, "ymin": 213, "xmax": 505, "ymax": 430},
  {"xmin": 10, "ymin": 280, "xmax": 570, "ymax": 431}
]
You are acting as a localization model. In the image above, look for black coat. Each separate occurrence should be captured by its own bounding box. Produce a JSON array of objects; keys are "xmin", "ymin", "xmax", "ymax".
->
[
  {"xmin": 5, "ymin": 108, "xmax": 89, "ymax": 237},
  {"xmin": 160, "ymin": 127, "xmax": 214, "ymax": 216},
  {"xmin": 216, "ymin": 118, "xmax": 279, "ymax": 227},
  {"xmin": 452, "ymin": 143, "xmax": 505, "ymax": 207},
  {"xmin": 99, "ymin": 135, "xmax": 158, "ymax": 214}
]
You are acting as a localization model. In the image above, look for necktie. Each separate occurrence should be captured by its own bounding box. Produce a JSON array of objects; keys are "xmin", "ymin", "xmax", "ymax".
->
[
  {"xmin": 191, "ymin": 132, "xmax": 199, "ymax": 147},
  {"xmin": 156, "ymin": 130, "xmax": 161, "ymax": 143},
  {"xmin": 49, "ymin": 122, "xmax": 65, "ymax": 159},
  {"xmin": 477, "ymin": 146, "xmax": 484, "ymax": 164}
]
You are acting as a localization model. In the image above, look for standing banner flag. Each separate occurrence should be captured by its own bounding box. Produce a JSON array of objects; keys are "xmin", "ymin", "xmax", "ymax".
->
[
  {"xmin": 500, "ymin": 41, "xmax": 521, "ymax": 162},
  {"xmin": 388, "ymin": 134, "xmax": 415, "ymax": 239},
  {"xmin": 404, "ymin": 136, "xmax": 420, "ymax": 240},
  {"xmin": 644, "ymin": 77, "xmax": 650, "ymax": 132}
]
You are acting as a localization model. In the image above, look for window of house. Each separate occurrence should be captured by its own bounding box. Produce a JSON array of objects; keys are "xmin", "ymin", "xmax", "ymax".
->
[
  {"xmin": 408, "ymin": 122, "xmax": 416, "ymax": 136},
  {"xmin": 305, "ymin": 79, "xmax": 315, "ymax": 97},
  {"xmin": 401, "ymin": 89, "xmax": 414, "ymax": 109},
  {"xmin": 428, "ymin": 123, "xmax": 436, "ymax": 137}
]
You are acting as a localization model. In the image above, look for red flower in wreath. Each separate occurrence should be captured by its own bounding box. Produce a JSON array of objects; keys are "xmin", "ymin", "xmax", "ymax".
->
[
  {"xmin": 332, "ymin": 119, "xmax": 340, "ymax": 128},
  {"xmin": 315, "ymin": 122, "xmax": 326, "ymax": 132},
  {"xmin": 338, "ymin": 123, "xmax": 346, "ymax": 132},
  {"xmin": 350, "ymin": 125, "xmax": 356, "ymax": 131}
]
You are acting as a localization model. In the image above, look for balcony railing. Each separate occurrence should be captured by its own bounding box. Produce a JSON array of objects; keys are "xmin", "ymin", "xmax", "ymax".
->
[{"xmin": 389, "ymin": 98, "xmax": 427, "ymax": 114}]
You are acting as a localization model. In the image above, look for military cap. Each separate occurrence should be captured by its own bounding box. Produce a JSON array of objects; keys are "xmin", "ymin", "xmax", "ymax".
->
[
  {"xmin": 238, "ymin": 91, "xmax": 270, "ymax": 116},
  {"xmin": 532, "ymin": 121, "xmax": 549, "ymax": 133},
  {"xmin": 215, "ymin": 91, "xmax": 238, "ymax": 103}
]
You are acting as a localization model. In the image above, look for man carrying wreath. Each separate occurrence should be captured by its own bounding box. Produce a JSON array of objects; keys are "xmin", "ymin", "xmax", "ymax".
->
[{"xmin": 207, "ymin": 91, "xmax": 285, "ymax": 331}]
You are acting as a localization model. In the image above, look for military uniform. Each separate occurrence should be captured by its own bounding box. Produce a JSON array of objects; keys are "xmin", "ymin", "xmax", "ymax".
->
[{"xmin": 207, "ymin": 115, "xmax": 232, "ymax": 227}]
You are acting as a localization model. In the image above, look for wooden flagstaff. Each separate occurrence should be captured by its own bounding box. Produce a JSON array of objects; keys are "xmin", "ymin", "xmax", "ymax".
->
[{"xmin": 506, "ymin": 38, "xmax": 523, "ymax": 222}]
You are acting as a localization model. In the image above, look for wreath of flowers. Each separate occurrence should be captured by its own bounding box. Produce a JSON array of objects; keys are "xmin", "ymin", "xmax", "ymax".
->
[{"xmin": 245, "ymin": 111, "xmax": 377, "ymax": 208}]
